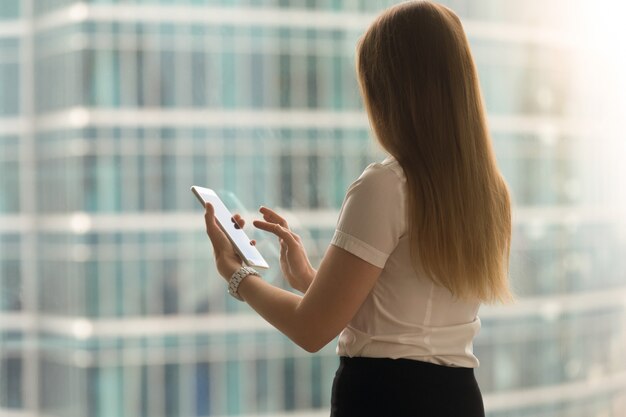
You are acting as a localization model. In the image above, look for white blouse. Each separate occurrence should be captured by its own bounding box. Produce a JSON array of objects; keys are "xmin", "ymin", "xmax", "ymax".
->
[{"xmin": 330, "ymin": 155, "xmax": 481, "ymax": 368}]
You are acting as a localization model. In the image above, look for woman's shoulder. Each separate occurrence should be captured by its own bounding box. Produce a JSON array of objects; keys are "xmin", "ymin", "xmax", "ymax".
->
[
  {"xmin": 345, "ymin": 155, "xmax": 407, "ymax": 205},
  {"xmin": 361, "ymin": 155, "xmax": 406, "ymax": 184}
]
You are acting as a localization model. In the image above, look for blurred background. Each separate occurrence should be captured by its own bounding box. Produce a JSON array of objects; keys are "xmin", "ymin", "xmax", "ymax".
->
[{"xmin": 1, "ymin": 0, "xmax": 626, "ymax": 416}]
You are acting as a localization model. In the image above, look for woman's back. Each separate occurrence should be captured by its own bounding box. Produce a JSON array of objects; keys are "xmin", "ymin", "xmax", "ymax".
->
[{"xmin": 332, "ymin": 156, "xmax": 482, "ymax": 368}]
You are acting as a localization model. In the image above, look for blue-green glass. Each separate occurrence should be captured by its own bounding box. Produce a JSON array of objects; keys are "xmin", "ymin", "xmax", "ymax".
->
[
  {"xmin": 0, "ymin": 63, "xmax": 19, "ymax": 116},
  {"xmin": 221, "ymin": 52, "xmax": 236, "ymax": 108},
  {"xmin": 0, "ymin": 0, "xmax": 19, "ymax": 19}
]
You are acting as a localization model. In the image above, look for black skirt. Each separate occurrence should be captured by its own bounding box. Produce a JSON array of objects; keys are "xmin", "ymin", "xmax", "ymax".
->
[{"xmin": 330, "ymin": 356, "xmax": 485, "ymax": 417}]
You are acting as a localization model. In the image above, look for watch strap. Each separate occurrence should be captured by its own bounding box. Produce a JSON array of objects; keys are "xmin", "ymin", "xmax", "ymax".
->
[{"xmin": 228, "ymin": 266, "xmax": 260, "ymax": 301}]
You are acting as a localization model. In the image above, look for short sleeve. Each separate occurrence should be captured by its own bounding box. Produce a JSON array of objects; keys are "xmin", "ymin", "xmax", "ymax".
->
[{"xmin": 330, "ymin": 162, "xmax": 406, "ymax": 268}]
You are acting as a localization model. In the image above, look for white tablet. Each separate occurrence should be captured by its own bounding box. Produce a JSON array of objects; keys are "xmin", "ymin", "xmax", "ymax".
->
[{"xmin": 191, "ymin": 186, "xmax": 269, "ymax": 269}]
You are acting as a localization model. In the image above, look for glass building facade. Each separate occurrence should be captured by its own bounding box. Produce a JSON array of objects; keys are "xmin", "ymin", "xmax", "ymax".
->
[{"xmin": 1, "ymin": 1, "xmax": 625, "ymax": 416}]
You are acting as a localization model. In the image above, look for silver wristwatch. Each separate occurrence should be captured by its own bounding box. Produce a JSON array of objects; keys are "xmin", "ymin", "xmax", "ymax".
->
[{"xmin": 228, "ymin": 266, "xmax": 260, "ymax": 301}]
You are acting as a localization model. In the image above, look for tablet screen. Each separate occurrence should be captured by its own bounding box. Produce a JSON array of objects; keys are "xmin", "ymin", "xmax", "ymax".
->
[{"xmin": 192, "ymin": 186, "xmax": 269, "ymax": 269}]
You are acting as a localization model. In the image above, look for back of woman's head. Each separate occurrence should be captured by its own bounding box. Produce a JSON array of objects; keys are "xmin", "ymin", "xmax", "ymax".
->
[{"xmin": 357, "ymin": 1, "xmax": 514, "ymax": 304}]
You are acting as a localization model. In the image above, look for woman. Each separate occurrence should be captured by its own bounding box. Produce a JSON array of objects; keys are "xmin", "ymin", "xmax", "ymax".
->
[{"xmin": 203, "ymin": 1, "xmax": 513, "ymax": 416}]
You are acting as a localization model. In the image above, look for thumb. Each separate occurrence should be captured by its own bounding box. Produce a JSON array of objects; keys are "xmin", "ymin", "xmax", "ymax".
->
[{"xmin": 204, "ymin": 202, "xmax": 230, "ymax": 248}]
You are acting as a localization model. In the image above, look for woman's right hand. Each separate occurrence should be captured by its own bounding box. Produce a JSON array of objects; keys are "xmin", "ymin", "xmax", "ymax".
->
[{"xmin": 237, "ymin": 207, "xmax": 316, "ymax": 293}]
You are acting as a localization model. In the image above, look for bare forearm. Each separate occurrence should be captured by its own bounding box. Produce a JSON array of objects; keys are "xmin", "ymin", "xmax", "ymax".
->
[
  {"xmin": 237, "ymin": 274, "xmax": 320, "ymax": 352},
  {"xmin": 299, "ymin": 268, "xmax": 317, "ymax": 293}
]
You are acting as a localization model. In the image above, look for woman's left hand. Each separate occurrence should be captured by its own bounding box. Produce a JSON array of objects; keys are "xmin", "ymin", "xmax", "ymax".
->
[{"xmin": 203, "ymin": 202, "xmax": 247, "ymax": 281}]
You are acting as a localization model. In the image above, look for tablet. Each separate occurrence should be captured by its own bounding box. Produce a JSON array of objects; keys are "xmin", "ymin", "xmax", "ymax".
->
[{"xmin": 191, "ymin": 186, "xmax": 269, "ymax": 269}]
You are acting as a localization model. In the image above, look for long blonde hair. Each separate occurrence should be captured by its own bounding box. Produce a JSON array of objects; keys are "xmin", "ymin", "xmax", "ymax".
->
[{"xmin": 357, "ymin": 1, "xmax": 513, "ymax": 304}]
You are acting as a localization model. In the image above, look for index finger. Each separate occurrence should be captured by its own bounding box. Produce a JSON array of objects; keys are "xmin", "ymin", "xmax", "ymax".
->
[
  {"xmin": 252, "ymin": 220, "xmax": 298, "ymax": 247},
  {"xmin": 231, "ymin": 213, "xmax": 245, "ymax": 229},
  {"xmin": 259, "ymin": 206, "xmax": 289, "ymax": 228}
]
